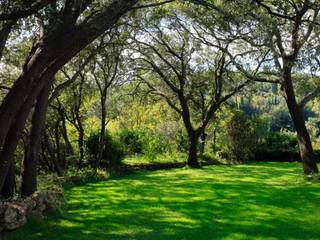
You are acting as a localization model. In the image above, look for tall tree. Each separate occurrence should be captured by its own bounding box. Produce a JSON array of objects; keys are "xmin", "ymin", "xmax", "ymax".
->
[
  {"xmin": 132, "ymin": 14, "xmax": 250, "ymax": 167},
  {"xmin": 89, "ymin": 37, "xmax": 123, "ymax": 170}
]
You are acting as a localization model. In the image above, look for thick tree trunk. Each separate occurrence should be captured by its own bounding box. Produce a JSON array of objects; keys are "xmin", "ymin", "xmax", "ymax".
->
[
  {"xmin": 0, "ymin": 162, "xmax": 15, "ymax": 199},
  {"xmin": 283, "ymin": 63, "xmax": 318, "ymax": 174},
  {"xmin": 21, "ymin": 84, "xmax": 50, "ymax": 197},
  {"xmin": 0, "ymin": 86, "xmax": 41, "ymax": 193},
  {"xmin": 187, "ymin": 131, "xmax": 200, "ymax": 168},
  {"xmin": 200, "ymin": 130, "xmax": 206, "ymax": 156}
]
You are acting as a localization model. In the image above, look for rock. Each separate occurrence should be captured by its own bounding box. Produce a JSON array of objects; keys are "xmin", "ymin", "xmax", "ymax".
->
[
  {"xmin": 23, "ymin": 198, "xmax": 37, "ymax": 214},
  {"xmin": 2, "ymin": 203, "xmax": 27, "ymax": 231},
  {"xmin": 0, "ymin": 204, "xmax": 5, "ymax": 215},
  {"xmin": 0, "ymin": 189, "xmax": 64, "ymax": 233}
]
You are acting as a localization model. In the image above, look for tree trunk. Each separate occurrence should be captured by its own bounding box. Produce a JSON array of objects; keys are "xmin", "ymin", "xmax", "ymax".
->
[
  {"xmin": 282, "ymin": 63, "xmax": 318, "ymax": 174},
  {"xmin": 0, "ymin": 87, "xmax": 40, "ymax": 193},
  {"xmin": 200, "ymin": 130, "xmax": 206, "ymax": 156},
  {"xmin": 21, "ymin": 84, "xmax": 50, "ymax": 197},
  {"xmin": 0, "ymin": 162, "xmax": 15, "ymax": 199},
  {"xmin": 78, "ymin": 124, "xmax": 84, "ymax": 169},
  {"xmin": 60, "ymin": 116, "xmax": 74, "ymax": 156},
  {"xmin": 187, "ymin": 131, "xmax": 200, "ymax": 168},
  {"xmin": 96, "ymin": 97, "xmax": 107, "ymax": 170},
  {"xmin": 44, "ymin": 132, "xmax": 63, "ymax": 175}
]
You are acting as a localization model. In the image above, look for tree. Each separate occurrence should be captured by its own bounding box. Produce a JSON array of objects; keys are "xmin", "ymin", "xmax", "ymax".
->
[
  {"xmin": 131, "ymin": 13, "xmax": 249, "ymax": 167},
  {"xmin": 89, "ymin": 35, "xmax": 123, "ymax": 170},
  {"xmin": 188, "ymin": 0, "xmax": 320, "ymax": 174}
]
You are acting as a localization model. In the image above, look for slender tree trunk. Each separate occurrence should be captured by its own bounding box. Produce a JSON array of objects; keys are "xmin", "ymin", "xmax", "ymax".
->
[
  {"xmin": 21, "ymin": 84, "xmax": 50, "ymax": 197},
  {"xmin": 78, "ymin": 124, "xmax": 84, "ymax": 169},
  {"xmin": 282, "ymin": 63, "xmax": 318, "ymax": 174},
  {"xmin": 43, "ymin": 132, "xmax": 63, "ymax": 175},
  {"xmin": 187, "ymin": 131, "xmax": 200, "ymax": 168},
  {"xmin": 96, "ymin": 96, "xmax": 107, "ymax": 170},
  {"xmin": 60, "ymin": 117, "xmax": 74, "ymax": 155},
  {"xmin": 54, "ymin": 119, "xmax": 63, "ymax": 167}
]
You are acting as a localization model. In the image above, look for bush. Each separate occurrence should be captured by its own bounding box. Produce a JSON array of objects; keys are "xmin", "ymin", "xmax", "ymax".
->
[
  {"xmin": 220, "ymin": 110, "xmax": 256, "ymax": 163},
  {"xmin": 142, "ymin": 133, "xmax": 170, "ymax": 159},
  {"xmin": 86, "ymin": 131, "xmax": 124, "ymax": 168},
  {"xmin": 117, "ymin": 129, "xmax": 145, "ymax": 154},
  {"xmin": 257, "ymin": 131, "xmax": 298, "ymax": 152}
]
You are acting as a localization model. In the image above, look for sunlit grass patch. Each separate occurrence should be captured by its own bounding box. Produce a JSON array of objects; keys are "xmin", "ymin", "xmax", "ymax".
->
[{"xmin": 5, "ymin": 162, "xmax": 320, "ymax": 240}]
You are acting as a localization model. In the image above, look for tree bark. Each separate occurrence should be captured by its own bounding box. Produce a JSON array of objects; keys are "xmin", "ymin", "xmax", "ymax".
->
[
  {"xmin": 0, "ymin": 86, "xmax": 41, "ymax": 193},
  {"xmin": 0, "ymin": 162, "xmax": 15, "ymax": 199},
  {"xmin": 60, "ymin": 116, "xmax": 74, "ymax": 156},
  {"xmin": 200, "ymin": 130, "xmax": 206, "ymax": 156},
  {"xmin": 187, "ymin": 131, "xmax": 200, "ymax": 168},
  {"xmin": 282, "ymin": 62, "xmax": 319, "ymax": 174},
  {"xmin": 95, "ymin": 96, "xmax": 107, "ymax": 170},
  {"xmin": 78, "ymin": 123, "xmax": 84, "ymax": 169},
  {"xmin": 21, "ymin": 84, "xmax": 50, "ymax": 197}
]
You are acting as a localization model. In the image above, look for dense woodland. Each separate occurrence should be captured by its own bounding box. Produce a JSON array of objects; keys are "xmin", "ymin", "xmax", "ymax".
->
[{"xmin": 0, "ymin": 0, "xmax": 320, "ymax": 201}]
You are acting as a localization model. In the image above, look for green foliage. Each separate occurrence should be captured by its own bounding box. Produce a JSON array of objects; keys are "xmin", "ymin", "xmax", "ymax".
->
[
  {"xmin": 257, "ymin": 131, "xmax": 298, "ymax": 152},
  {"xmin": 220, "ymin": 110, "xmax": 256, "ymax": 163},
  {"xmin": 117, "ymin": 129, "xmax": 145, "ymax": 154},
  {"xmin": 142, "ymin": 133, "xmax": 171, "ymax": 159},
  {"xmin": 86, "ymin": 131, "xmax": 124, "ymax": 168},
  {"xmin": 176, "ymin": 132, "xmax": 188, "ymax": 153}
]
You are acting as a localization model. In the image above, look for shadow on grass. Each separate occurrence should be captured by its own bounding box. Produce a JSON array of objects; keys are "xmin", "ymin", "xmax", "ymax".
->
[{"xmin": 4, "ymin": 162, "xmax": 320, "ymax": 240}]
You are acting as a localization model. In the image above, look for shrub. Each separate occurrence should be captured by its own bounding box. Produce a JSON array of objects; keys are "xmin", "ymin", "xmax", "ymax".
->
[
  {"xmin": 86, "ymin": 131, "xmax": 125, "ymax": 168},
  {"xmin": 142, "ymin": 133, "xmax": 170, "ymax": 159},
  {"xmin": 117, "ymin": 129, "xmax": 145, "ymax": 154},
  {"xmin": 257, "ymin": 131, "xmax": 298, "ymax": 152},
  {"xmin": 220, "ymin": 110, "xmax": 256, "ymax": 163}
]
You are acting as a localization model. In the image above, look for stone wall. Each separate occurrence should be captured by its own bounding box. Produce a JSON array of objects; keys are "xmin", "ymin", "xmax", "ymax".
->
[{"xmin": 0, "ymin": 190, "xmax": 64, "ymax": 233}]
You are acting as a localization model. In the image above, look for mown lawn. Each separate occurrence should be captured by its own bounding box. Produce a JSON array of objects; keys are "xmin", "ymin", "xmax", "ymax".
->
[{"xmin": 4, "ymin": 162, "xmax": 320, "ymax": 240}]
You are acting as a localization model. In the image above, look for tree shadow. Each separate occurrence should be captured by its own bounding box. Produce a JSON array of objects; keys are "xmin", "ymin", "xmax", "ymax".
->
[{"xmin": 5, "ymin": 163, "xmax": 320, "ymax": 240}]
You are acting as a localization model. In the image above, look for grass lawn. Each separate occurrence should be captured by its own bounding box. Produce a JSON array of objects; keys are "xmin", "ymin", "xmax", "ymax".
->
[
  {"xmin": 122, "ymin": 153, "xmax": 186, "ymax": 165},
  {"xmin": 4, "ymin": 162, "xmax": 320, "ymax": 240}
]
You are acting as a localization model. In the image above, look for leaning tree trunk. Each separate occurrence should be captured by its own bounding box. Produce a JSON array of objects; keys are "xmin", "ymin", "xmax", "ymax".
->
[
  {"xmin": 21, "ymin": 84, "xmax": 50, "ymax": 197},
  {"xmin": 187, "ymin": 131, "xmax": 200, "ymax": 168},
  {"xmin": 282, "ymin": 64, "xmax": 318, "ymax": 174},
  {"xmin": 60, "ymin": 116, "xmax": 74, "ymax": 156},
  {"xmin": 0, "ymin": 162, "xmax": 15, "ymax": 199},
  {"xmin": 0, "ymin": 87, "xmax": 41, "ymax": 194}
]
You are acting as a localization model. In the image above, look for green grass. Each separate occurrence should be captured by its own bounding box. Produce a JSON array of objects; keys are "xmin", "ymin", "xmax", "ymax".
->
[
  {"xmin": 4, "ymin": 162, "xmax": 320, "ymax": 240},
  {"xmin": 122, "ymin": 152, "xmax": 187, "ymax": 165}
]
